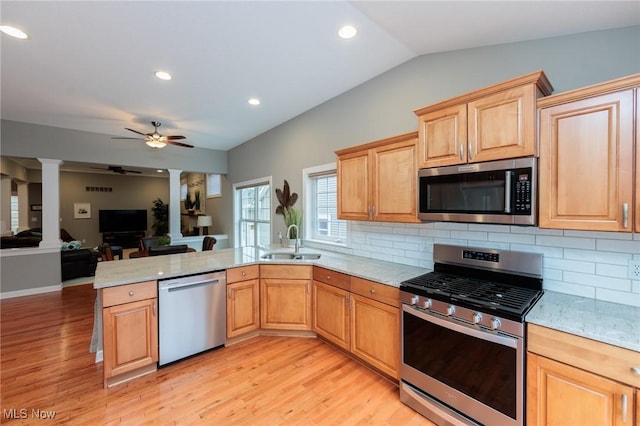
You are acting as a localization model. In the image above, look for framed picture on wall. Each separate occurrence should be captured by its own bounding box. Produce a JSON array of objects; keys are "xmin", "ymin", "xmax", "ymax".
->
[{"xmin": 74, "ymin": 202, "xmax": 91, "ymax": 219}]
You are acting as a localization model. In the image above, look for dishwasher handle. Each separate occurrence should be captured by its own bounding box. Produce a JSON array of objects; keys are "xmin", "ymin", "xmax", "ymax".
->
[
  {"xmin": 163, "ymin": 279, "xmax": 221, "ymax": 292},
  {"xmin": 159, "ymin": 272, "xmax": 226, "ymax": 291}
]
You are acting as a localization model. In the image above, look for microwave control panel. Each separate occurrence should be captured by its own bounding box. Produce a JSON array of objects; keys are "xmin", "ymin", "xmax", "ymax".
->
[{"xmin": 514, "ymin": 169, "xmax": 532, "ymax": 214}]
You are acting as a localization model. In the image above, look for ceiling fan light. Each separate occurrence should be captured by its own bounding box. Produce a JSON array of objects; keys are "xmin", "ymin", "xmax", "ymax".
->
[
  {"xmin": 146, "ymin": 139, "xmax": 167, "ymax": 149},
  {"xmin": 338, "ymin": 25, "xmax": 357, "ymax": 40}
]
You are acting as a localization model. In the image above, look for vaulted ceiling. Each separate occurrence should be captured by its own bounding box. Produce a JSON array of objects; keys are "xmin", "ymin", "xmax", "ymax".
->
[{"xmin": 2, "ymin": 1, "xmax": 639, "ymax": 153}]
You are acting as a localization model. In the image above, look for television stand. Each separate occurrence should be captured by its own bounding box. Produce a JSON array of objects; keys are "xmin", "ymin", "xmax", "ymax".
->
[{"xmin": 102, "ymin": 231, "xmax": 146, "ymax": 249}]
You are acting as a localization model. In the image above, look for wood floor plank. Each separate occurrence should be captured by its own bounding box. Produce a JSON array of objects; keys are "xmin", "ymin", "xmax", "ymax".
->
[{"xmin": 1, "ymin": 284, "xmax": 433, "ymax": 425}]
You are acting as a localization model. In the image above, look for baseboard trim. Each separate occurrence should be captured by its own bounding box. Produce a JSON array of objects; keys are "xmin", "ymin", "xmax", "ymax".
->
[{"xmin": 0, "ymin": 284, "xmax": 62, "ymax": 299}]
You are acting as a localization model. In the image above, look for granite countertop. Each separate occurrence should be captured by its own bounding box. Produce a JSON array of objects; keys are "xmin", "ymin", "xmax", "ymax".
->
[
  {"xmin": 526, "ymin": 291, "xmax": 640, "ymax": 353},
  {"xmin": 93, "ymin": 245, "xmax": 429, "ymax": 290}
]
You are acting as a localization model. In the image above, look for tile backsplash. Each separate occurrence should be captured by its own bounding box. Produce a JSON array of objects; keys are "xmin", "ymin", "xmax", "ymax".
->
[{"xmin": 308, "ymin": 221, "xmax": 640, "ymax": 308}]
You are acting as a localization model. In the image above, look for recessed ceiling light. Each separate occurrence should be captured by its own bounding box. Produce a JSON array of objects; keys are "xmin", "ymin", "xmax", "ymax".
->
[
  {"xmin": 157, "ymin": 169, "xmax": 164, "ymax": 173},
  {"xmin": 155, "ymin": 71, "xmax": 172, "ymax": 81},
  {"xmin": 338, "ymin": 25, "xmax": 357, "ymax": 40},
  {"xmin": 248, "ymin": 98, "xmax": 261, "ymax": 106},
  {"xmin": 0, "ymin": 25, "xmax": 29, "ymax": 40}
]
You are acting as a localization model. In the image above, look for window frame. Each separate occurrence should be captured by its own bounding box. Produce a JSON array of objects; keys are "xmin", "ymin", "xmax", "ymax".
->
[
  {"xmin": 206, "ymin": 173, "xmax": 222, "ymax": 199},
  {"xmin": 303, "ymin": 163, "xmax": 348, "ymax": 247},
  {"xmin": 233, "ymin": 176, "xmax": 272, "ymax": 248}
]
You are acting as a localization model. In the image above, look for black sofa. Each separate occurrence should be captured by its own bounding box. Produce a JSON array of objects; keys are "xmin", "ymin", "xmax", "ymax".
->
[
  {"xmin": 61, "ymin": 249, "xmax": 98, "ymax": 281},
  {"xmin": 0, "ymin": 228, "xmax": 75, "ymax": 249}
]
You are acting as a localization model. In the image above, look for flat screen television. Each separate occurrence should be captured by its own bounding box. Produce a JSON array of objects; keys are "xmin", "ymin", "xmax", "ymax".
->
[{"xmin": 99, "ymin": 209, "xmax": 147, "ymax": 233}]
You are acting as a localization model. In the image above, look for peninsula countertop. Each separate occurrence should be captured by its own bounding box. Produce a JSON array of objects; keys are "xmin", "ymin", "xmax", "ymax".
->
[{"xmin": 93, "ymin": 245, "xmax": 430, "ymax": 290}]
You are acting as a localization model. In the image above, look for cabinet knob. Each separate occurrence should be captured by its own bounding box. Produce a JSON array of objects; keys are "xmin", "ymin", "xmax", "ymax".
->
[
  {"xmin": 326, "ymin": 275, "xmax": 331, "ymax": 280},
  {"xmin": 370, "ymin": 288, "xmax": 375, "ymax": 294},
  {"xmin": 242, "ymin": 272, "xmax": 247, "ymax": 277},
  {"xmin": 128, "ymin": 291, "xmax": 134, "ymax": 296},
  {"xmin": 631, "ymin": 367, "xmax": 640, "ymax": 375}
]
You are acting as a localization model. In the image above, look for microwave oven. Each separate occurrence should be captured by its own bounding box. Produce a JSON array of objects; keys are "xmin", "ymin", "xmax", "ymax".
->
[{"xmin": 418, "ymin": 157, "xmax": 537, "ymax": 225}]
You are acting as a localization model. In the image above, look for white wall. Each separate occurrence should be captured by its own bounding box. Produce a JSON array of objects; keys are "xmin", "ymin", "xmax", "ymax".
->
[{"xmin": 305, "ymin": 222, "xmax": 640, "ymax": 308}]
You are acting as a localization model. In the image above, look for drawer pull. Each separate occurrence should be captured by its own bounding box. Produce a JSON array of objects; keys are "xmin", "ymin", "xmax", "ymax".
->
[
  {"xmin": 128, "ymin": 291, "xmax": 134, "ymax": 297},
  {"xmin": 242, "ymin": 272, "xmax": 247, "ymax": 277},
  {"xmin": 370, "ymin": 288, "xmax": 375, "ymax": 294},
  {"xmin": 631, "ymin": 367, "xmax": 640, "ymax": 375},
  {"xmin": 326, "ymin": 275, "xmax": 331, "ymax": 280}
]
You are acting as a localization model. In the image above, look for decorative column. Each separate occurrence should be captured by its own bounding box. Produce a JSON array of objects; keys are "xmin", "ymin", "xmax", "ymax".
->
[
  {"xmin": 0, "ymin": 175, "xmax": 11, "ymax": 234},
  {"xmin": 38, "ymin": 158, "xmax": 63, "ymax": 249},
  {"xmin": 16, "ymin": 182, "xmax": 30, "ymax": 232},
  {"xmin": 167, "ymin": 169, "xmax": 183, "ymax": 240}
]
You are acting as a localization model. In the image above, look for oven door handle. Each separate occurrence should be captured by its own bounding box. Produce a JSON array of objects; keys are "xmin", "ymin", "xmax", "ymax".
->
[{"xmin": 403, "ymin": 304, "xmax": 518, "ymax": 349}]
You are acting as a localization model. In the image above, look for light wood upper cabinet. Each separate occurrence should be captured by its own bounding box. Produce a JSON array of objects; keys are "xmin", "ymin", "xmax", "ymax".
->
[
  {"xmin": 336, "ymin": 132, "xmax": 419, "ymax": 222},
  {"xmin": 415, "ymin": 70, "xmax": 553, "ymax": 168},
  {"xmin": 538, "ymin": 74, "xmax": 640, "ymax": 232},
  {"xmin": 636, "ymin": 89, "xmax": 640, "ymax": 233}
]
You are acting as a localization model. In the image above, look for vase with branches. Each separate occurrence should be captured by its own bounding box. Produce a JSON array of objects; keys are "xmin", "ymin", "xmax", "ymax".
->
[{"xmin": 275, "ymin": 179, "xmax": 301, "ymax": 240}]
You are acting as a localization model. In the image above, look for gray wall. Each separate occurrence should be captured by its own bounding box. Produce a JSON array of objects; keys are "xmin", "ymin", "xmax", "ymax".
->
[
  {"xmin": 226, "ymin": 26, "xmax": 640, "ymax": 246},
  {"xmin": 59, "ymin": 172, "xmax": 169, "ymax": 247},
  {"xmin": 0, "ymin": 251, "xmax": 60, "ymax": 293}
]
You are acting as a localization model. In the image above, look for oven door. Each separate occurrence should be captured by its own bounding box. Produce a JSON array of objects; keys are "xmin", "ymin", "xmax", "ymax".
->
[{"xmin": 400, "ymin": 304, "xmax": 524, "ymax": 426}]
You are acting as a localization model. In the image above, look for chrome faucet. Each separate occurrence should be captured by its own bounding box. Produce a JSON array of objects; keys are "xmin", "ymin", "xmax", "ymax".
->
[{"xmin": 286, "ymin": 224, "xmax": 300, "ymax": 254}]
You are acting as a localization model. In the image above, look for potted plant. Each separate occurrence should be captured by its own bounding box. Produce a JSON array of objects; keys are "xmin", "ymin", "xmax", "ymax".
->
[
  {"xmin": 151, "ymin": 198, "xmax": 169, "ymax": 236},
  {"xmin": 275, "ymin": 180, "xmax": 301, "ymax": 244},
  {"xmin": 184, "ymin": 192, "xmax": 195, "ymax": 214},
  {"xmin": 158, "ymin": 236, "xmax": 171, "ymax": 246},
  {"xmin": 194, "ymin": 190, "xmax": 201, "ymax": 212}
]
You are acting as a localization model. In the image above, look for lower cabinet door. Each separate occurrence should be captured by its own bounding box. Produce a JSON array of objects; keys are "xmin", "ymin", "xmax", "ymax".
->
[
  {"xmin": 260, "ymin": 278, "xmax": 311, "ymax": 330},
  {"xmin": 102, "ymin": 298, "xmax": 158, "ymax": 379},
  {"xmin": 527, "ymin": 353, "xmax": 635, "ymax": 426},
  {"xmin": 350, "ymin": 293, "xmax": 399, "ymax": 379},
  {"xmin": 313, "ymin": 281, "xmax": 350, "ymax": 350},
  {"xmin": 226, "ymin": 279, "xmax": 260, "ymax": 338}
]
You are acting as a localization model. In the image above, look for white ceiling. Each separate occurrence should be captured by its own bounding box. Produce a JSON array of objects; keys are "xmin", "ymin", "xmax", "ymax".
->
[{"xmin": 1, "ymin": 1, "xmax": 639, "ymax": 154}]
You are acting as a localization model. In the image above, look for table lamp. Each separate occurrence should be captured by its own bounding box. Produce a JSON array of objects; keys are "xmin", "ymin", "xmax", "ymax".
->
[{"xmin": 197, "ymin": 215, "xmax": 212, "ymax": 235}]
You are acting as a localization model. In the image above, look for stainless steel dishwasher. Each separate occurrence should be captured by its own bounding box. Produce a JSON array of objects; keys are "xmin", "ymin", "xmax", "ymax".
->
[{"xmin": 158, "ymin": 270, "xmax": 226, "ymax": 366}]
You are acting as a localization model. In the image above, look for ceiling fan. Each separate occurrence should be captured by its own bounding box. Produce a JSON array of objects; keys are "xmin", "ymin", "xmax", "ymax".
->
[
  {"xmin": 91, "ymin": 165, "xmax": 142, "ymax": 175},
  {"xmin": 112, "ymin": 121, "xmax": 193, "ymax": 149}
]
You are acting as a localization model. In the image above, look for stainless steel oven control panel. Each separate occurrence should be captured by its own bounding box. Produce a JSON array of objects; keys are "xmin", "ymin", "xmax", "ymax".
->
[{"xmin": 400, "ymin": 291, "xmax": 523, "ymax": 338}]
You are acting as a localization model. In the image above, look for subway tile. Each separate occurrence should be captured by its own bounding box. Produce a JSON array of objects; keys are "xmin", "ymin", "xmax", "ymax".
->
[
  {"xmin": 563, "ymin": 271, "xmax": 631, "ymax": 292},
  {"xmin": 596, "ymin": 263, "xmax": 630, "ymax": 279},
  {"xmin": 393, "ymin": 241, "xmax": 422, "ymax": 251},
  {"xmin": 595, "ymin": 288, "xmax": 640, "ymax": 307},
  {"xmin": 564, "ymin": 230, "xmax": 632, "ymax": 240},
  {"xmin": 543, "ymin": 280, "xmax": 596, "ymax": 299},
  {"xmin": 564, "ymin": 248, "xmax": 631, "ymax": 265},
  {"xmin": 468, "ymin": 223, "xmax": 508, "ymax": 232},
  {"xmin": 434, "ymin": 222, "xmax": 469, "ymax": 231},
  {"xmin": 597, "ymin": 238, "xmax": 640, "ymax": 254},
  {"xmin": 420, "ymin": 229, "xmax": 451, "ymax": 238},
  {"xmin": 510, "ymin": 244, "xmax": 563, "ymax": 259},
  {"xmin": 510, "ymin": 226, "xmax": 563, "ymax": 236},
  {"xmin": 450, "ymin": 230, "xmax": 488, "ymax": 241},
  {"xmin": 488, "ymin": 232, "xmax": 536, "ymax": 244},
  {"xmin": 545, "ymin": 258, "xmax": 595, "ymax": 274},
  {"xmin": 468, "ymin": 241, "xmax": 510, "ymax": 251},
  {"xmin": 535, "ymin": 235, "xmax": 595, "ymax": 249},
  {"xmin": 393, "ymin": 227, "xmax": 420, "ymax": 236},
  {"xmin": 542, "ymin": 268, "xmax": 563, "ymax": 281}
]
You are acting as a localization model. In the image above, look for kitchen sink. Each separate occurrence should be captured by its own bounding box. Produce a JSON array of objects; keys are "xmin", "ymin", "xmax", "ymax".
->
[{"xmin": 261, "ymin": 252, "xmax": 321, "ymax": 261}]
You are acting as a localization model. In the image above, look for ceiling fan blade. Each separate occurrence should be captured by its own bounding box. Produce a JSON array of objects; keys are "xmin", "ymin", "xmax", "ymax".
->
[
  {"xmin": 167, "ymin": 140, "xmax": 194, "ymax": 148},
  {"xmin": 112, "ymin": 137, "xmax": 144, "ymax": 140},
  {"xmin": 123, "ymin": 169, "xmax": 142, "ymax": 174},
  {"xmin": 125, "ymin": 127, "xmax": 147, "ymax": 136},
  {"xmin": 165, "ymin": 135, "xmax": 186, "ymax": 140}
]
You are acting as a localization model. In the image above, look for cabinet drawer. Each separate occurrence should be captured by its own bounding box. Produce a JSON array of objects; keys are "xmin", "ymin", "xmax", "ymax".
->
[
  {"xmin": 227, "ymin": 265, "xmax": 259, "ymax": 283},
  {"xmin": 102, "ymin": 280, "xmax": 157, "ymax": 307},
  {"xmin": 528, "ymin": 324, "xmax": 640, "ymax": 388},
  {"xmin": 260, "ymin": 264, "xmax": 311, "ymax": 280},
  {"xmin": 313, "ymin": 266, "xmax": 351, "ymax": 291},
  {"xmin": 351, "ymin": 277, "xmax": 399, "ymax": 307}
]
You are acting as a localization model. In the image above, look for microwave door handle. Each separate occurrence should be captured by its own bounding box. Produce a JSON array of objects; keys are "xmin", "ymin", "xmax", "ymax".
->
[{"xmin": 504, "ymin": 171, "xmax": 512, "ymax": 213}]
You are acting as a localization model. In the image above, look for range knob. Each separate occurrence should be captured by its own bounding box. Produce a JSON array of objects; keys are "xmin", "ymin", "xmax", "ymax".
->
[
  {"xmin": 423, "ymin": 298, "xmax": 432, "ymax": 309},
  {"xmin": 490, "ymin": 317, "xmax": 501, "ymax": 330},
  {"xmin": 410, "ymin": 295, "xmax": 419, "ymax": 306},
  {"xmin": 472, "ymin": 312, "xmax": 482, "ymax": 324},
  {"xmin": 446, "ymin": 305, "xmax": 455, "ymax": 316}
]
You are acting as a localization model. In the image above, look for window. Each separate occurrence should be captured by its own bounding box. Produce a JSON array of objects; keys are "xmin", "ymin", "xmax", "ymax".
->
[
  {"xmin": 234, "ymin": 178, "xmax": 271, "ymax": 248},
  {"xmin": 180, "ymin": 182, "xmax": 187, "ymax": 201},
  {"xmin": 304, "ymin": 165, "xmax": 347, "ymax": 244},
  {"xmin": 206, "ymin": 174, "xmax": 222, "ymax": 198},
  {"xmin": 10, "ymin": 195, "xmax": 18, "ymax": 233}
]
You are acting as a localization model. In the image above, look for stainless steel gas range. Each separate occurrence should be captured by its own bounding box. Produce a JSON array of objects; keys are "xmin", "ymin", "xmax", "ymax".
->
[{"xmin": 399, "ymin": 244, "xmax": 543, "ymax": 426}]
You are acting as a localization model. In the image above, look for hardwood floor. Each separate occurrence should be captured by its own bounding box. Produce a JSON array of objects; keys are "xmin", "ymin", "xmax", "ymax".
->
[{"xmin": 0, "ymin": 284, "xmax": 433, "ymax": 425}]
